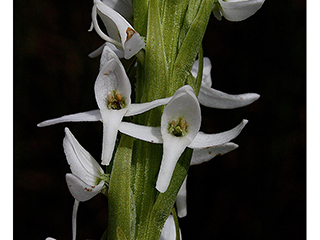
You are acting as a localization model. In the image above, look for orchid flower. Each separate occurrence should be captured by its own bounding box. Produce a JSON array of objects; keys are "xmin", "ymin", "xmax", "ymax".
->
[
  {"xmin": 63, "ymin": 127, "xmax": 107, "ymax": 201},
  {"xmin": 159, "ymin": 215, "xmax": 182, "ymax": 240},
  {"xmin": 38, "ymin": 46, "xmax": 171, "ymax": 165},
  {"xmin": 212, "ymin": 0, "xmax": 265, "ymax": 22},
  {"xmin": 118, "ymin": 85, "xmax": 248, "ymax": 192},
  {"xmin": 91, "ymin": 0, "xmax": 144, "ymax": 59},
  {"xmin": 192, "ymin": 57, "xmax": 260, "ymax": 108},
  {"xmin": 63, "ymin": 127, "xmax": 108, "ymax": 240}
]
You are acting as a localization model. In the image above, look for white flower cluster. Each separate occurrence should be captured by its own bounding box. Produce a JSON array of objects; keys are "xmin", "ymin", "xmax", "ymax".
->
[{"xmin": 41, "ymin": 0, "xmax": 264, "ymax": 239}]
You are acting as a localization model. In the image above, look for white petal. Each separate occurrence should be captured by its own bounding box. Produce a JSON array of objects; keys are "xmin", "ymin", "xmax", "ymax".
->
[
  {"xmin": 99, "ymin": 44, "xmax": 125, "ymax": 70},
  {"xmin": 161, "ymin": 85, "xmax": 201, "ymax": 143},
  {"xmin": 88, "ymin": 43, "xmax": 106, "ymax": 58},
  {"xmin": 37, "ymin": 110, "xmax": 101, "ymax": 127},
  {"xmin": 219, "ymin": 0, "xmax": 265, "ymax": 22},
  {"xmin": 156, "ymin": 136, "xmax": 190, "ymax": 193},
  {"xmin": 125, "ymin": 97, "xmax": 172, "ymax": 117},
  {"xmin": 157, "ymin": 86, "xmax": 201, "ymax": 192},
  {"xmin": 101, "ymin": 0, "xmax": 133, "ymax": 23},
  {"xmin": 159, "ymin": 215, "xmax": 182, "ymax": 240},
  {"xmin": 100, "ymin": 109, "xmax": 127, "ymax": 165},
  {"xmin": 89, "ymin": 42, "xmax": 124, "ymax": 59},
  {"xmin": 212, "ymin": 3, "xmax": 223, "ymax": 21},
  {"xmin": 45, "ymin": 238, "xmax": 56, "ymax": 240},
  {"xmin": 191, "ymin": 57, "xmax": 212, "ymax": 87},
  {"xmin": 66, "ymin": 173, "xmax": 104, "ymax": 202},
  {"xmin": 94, "ymin": 49, "xmax": 132, "ymax": 165},
  {"xmin": 198, "ymin": 86, "xmax": 260, "ymax": 109},
  {"xmin": 188, "ymin": 119, "xmax": 248, "ymax": 149},
  {"xmin": 93, "ymin": 0, "xmax": 145, "ymax": 59},
  {"xmin": 118, "ymin": 122, "xmax": 163, "ymax": 143},
  {"xmin": 94, "ymin": 48, "xmax": 131, "ymax": 111},
  {"xmin": 176, "ymin": 176, "xmax": 187, "ymax": 218},
  {"xmin": 190, "ymin": 142, "xmax": 238, "ymax": 165},
  {"xmin": 63, "ymin": 128, "xmax": 104, "ymax": 185},
  {"xmin": 72, "ymin": 200, "xmax": 79, "ymax": 240},
  {"xmin": 91, "ymin": 4, "xmax": 123, "ymax": 48}
]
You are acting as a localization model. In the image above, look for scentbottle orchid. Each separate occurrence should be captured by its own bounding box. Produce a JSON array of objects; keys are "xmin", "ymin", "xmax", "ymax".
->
[{"xmin": 38, "ymin": 0, "xmax": 264, "ymax": 239}]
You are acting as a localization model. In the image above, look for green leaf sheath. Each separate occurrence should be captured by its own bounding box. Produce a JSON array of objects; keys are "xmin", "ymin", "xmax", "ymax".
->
[
  {"xmin": 170, "ymin": 0, "xmax": 214, "ymax": 96},
  {"xmin": 107, "ymin": 135, "xmax": 134, "ymax": 240}
]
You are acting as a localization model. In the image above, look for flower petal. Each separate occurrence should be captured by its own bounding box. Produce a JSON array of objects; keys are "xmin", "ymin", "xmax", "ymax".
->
[
  {"xmin": 188, "ymin": 119, "xmax": 248, "ymax": 149},
  {"xmin": 198, "ymin": 86, "xmax": 260, "ymax": 109},
  {"xmin": 161, "ymin": 85, "xmax": 201, "ymax": 143},
  {"xmin": 118, "ymin": 122, "xmax": 163, "ymax": 143},
  {"xmin": 156, "ymin": 136, "xmax": 190, "ymax": 193},
  {"xmin": 94, "ymin": 47, "xmax": 131, "ymax": 111},
  {"xmin": 37, "ymin": 110, "xmax": 101, "ymax": 127},
  {"xmin": 94, "ymin": 46, "xmax": 135, "ymax": 165},
  {"xmin": 191, "ymin": 57, "xmax": 212, "ymax": 87},
  {"xmin": 63, "ymin": 128, "xmax": 104, "ymax": 185},
  {"xmin": 125, "ymin": 97, "xmax": 172, "ymax": 117},
  {"xmin": 176, "ymin": 176, "xmax": 187, "ymax": 218},
  {"xmin": 89, "ymin": 42, "xmax": 124, "ymax": 59},
  {"xmin": 157, "ymin": 85, "xmax": 201, "ymax": 192},
  {"xmin": 93, "ymin": 0, "xmax": 145, "ymax": 59},
  {"xmin": 190, "ymin": 142, "xmax": 238, "ymax": 165},
  {"xmin": 100, "ymin": 109, "xmax": 127, "ymax": 165},
  {"xmin": 66, "ymin": 173, "xmax": 104, "ymax": 202},
  {"xmin": 159, "ymin": 215, "xmax": 182, "ymax": 240},
  {"xmin": 101, "ymin": 0, "xmax": 133, "ymax": 23},
  {"xmin": 219, "ymin": 0, "xmax": 265, "ymax": 22},
  {"xmin": 191, "ymin": 57, "xmax": 260, "ymax": 109}
]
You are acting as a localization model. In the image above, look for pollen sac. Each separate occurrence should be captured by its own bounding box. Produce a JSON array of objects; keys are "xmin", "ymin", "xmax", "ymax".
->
[
  {"xmin": 168, "ymin": 117, "xmax": 188, "ymax": 137},
  {"xmin": 106, "ymin": 90, "xmax": 126, "ymax": 110}
]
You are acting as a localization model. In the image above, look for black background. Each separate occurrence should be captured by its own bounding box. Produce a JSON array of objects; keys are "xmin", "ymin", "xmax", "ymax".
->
[{"xmin": 14, "ymin": 0, "xmax": 306, "ymax": 239}]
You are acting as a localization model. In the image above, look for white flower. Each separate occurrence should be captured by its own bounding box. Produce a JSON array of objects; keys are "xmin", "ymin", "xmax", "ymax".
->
[
  {"xmin": 64, "ymin": 127, "xmax": 110, "ymax": 240},
  {"xmin": 212, "ymin": 0, "xmax": 265, "ymax": 22},
  {"xmin": 159, "ymin": 215, "xmax": 182, "ymax": 240},
  {"xmin": 118, "ymin": 85, "xmax": 248, "ymax": 192},
  {"xmin": 38, "ymin": 46, "xmax": 171, "ymax": 165},
  {"xmin": 91, "ymin": 0, "xmax": 144, "ymax": 59},
  {"xmin": 192, "ymin": 57, "xmax": 260, "ymax": 108},
  {"xmin": 63, "ymin": 127, "xmax": 106, "ymax": 201}
]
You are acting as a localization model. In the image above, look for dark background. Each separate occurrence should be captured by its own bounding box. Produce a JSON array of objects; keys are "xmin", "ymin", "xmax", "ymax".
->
[{"xmin": 14, "ymin": 0, "xmax": 306, "ymax": 239}]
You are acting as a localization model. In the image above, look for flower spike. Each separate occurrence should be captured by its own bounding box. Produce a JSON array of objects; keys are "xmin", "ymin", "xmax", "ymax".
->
[
  {"xmin": 213, "ymin": 0, "xmax": 265, "ymax": 22},
  {"xmin": 192, "ymin": 57, "xmax": 260, "ymax": 109},
  {"xmin": 91, "ymin": 0, "xmax": 145, "ymax": 59}
]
